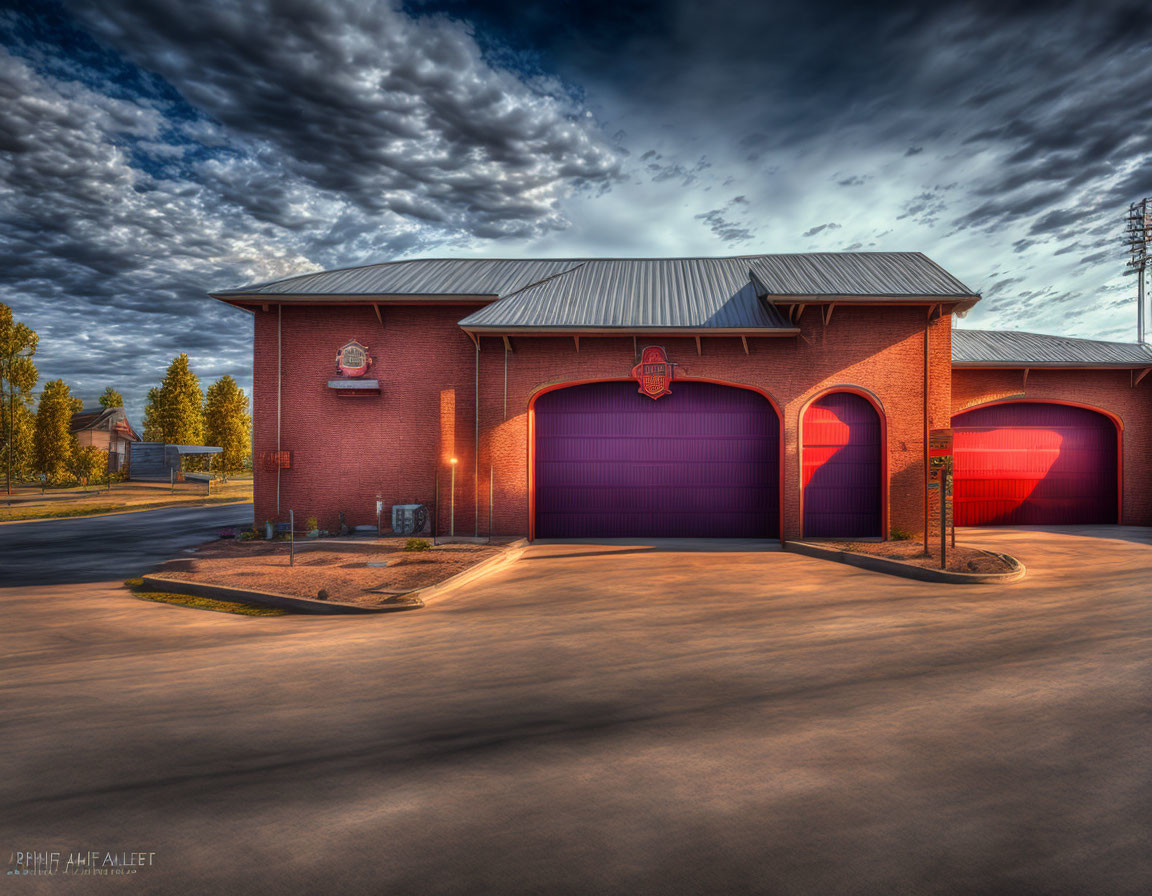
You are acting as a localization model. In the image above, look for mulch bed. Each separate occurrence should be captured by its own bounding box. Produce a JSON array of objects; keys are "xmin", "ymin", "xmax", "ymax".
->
[
  {"xmin": 814, "ymin": 540, "xmax": 1014, "ymax": 575},
  {"xmin": 159, "ymin": 538, "xmax": 502, "ymax": 606}
]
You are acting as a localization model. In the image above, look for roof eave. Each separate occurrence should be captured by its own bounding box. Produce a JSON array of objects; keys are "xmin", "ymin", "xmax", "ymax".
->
[
  {"xmin": 952, "ymin": 360, "xmax": 1152, "ymax": 369},
  {"xmin": 459, "ymin": 325, "xmax": 801, "ymax": 336}
]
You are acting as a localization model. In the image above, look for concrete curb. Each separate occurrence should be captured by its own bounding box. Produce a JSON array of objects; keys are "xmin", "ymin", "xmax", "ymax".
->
[
  {"xmin": 414, "ymin": 538, "xmax": 528, "ymax": 603},
  {"xmin": 784, "ymin": 541, "xmax": 1026, "ymax": 584},
  {"xmin": 139, "ymin": 574, "xmax": 421, "ymax": 614},
  {"xmin": 138, "ymin": 538, "xmax": 529, "ymax": 615}
]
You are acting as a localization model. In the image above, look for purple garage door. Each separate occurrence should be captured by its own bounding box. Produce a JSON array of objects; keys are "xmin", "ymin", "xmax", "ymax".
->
[
  {"xmin": 802, "ymin": 392, "xmax": 882, "ymax": 538},
  {"xmin": 534, "ymin": 381, "xmax": 779, "ymax": 538}
]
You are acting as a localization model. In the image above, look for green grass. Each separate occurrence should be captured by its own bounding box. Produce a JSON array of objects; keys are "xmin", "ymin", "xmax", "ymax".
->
[
  {"xmin": 0, "ymin": 495, "xmax": 250, "ymax": 523},
  {"xmin": 123, "ymin": 578, "xmax": 288, "ymax": 616}
]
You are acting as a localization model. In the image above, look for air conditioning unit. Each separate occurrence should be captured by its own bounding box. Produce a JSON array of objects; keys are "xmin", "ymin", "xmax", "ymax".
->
[{"xmin": 392, "ymin": 504, "xmax": 429, "ymax": 536}]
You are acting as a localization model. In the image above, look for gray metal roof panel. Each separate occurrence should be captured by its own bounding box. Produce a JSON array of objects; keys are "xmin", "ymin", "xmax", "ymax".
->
[
  {"xmin": 214, "ymin": 258, "xmax": 583, "ymax": 297},
  {"xmin": 748, "ymin": 252, "xmax": 977, "ymax": 297},
  {"xmin": 457, "ymin": 257, "xmax": 792, "ymax": 330},
  {"xmin": 952, "ymin": 329, "xmax": 1152, "ymax": 366}
]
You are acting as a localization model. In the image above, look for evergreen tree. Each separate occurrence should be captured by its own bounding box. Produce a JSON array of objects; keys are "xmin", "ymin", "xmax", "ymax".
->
[
  {"xmin": 98, "ymin": 386, "xmax": 124, "ymax": 409},
  {"xmin": 0, "ymin": 303, "xmax": 39, "ymax": 494},
  {"xmin": 142, "ymin": 354, "xmax": 204, "ymax": 445},
  {"xmin": 34, "ymin": 379, "xmax": 80, "ymax": 484},
  {"xmin": 204, "ymin": 375, "xmax": 251, "ymax": 479}
]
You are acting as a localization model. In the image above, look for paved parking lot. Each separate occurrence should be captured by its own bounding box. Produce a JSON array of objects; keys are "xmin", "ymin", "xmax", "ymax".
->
[{"xmin": 2, "ymin": 526, "xmax": 1151, "ymax": 893}]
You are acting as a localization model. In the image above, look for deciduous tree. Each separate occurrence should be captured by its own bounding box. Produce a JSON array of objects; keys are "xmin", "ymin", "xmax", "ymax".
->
[
  {"xmin": 204, "ymin": 375, "xmax": 251, "ymax": 479},
  {"xmin": 98, "ymin": 386, "xmax": 124, "ymax": 409},
  {"xmin": 143, "ymin": 354, "xmax": 204, "ymax": 445},
  {"xmin": 34, "ymin": 379, "xmax": 80, "ymax": 484},
  {"xmin": 0, "ymin": 303, "xmax": 39, "ymax": 494},
  {"xmin": 71, "ymin": 445, "xmax": 107, "ymax": 486}
]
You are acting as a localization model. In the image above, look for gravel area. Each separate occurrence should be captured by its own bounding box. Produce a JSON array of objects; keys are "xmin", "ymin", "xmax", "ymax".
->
[
  {"xmin": 814, "ymin": 539, "xmax": 1015, "ymax": 574},
  {"xmin": 159, "ymin": 538, "xmax": 503, "ymax": 605}
]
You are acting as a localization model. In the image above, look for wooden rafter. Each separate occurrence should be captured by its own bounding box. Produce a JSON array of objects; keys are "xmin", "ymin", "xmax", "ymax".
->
[
  {"xmin": 794, "ymin": 304, "xmax": 806, "ymax": 322},
  {"xmin": 372, "ymin": 303, "xmax": 384, "ymax": 327},
  {"xmin": 465, "ymin": 331, "xmax": 480, "ymax": 350},
  {"xmin": 822, "ymin": 303, "xmax": 835, "ymax": 326},
  {"xmin": 695, "ymin": 335, "xmax": 702, "ymax": 356},
  {"xmin": 502, "ymin": 335, "xmax": 513, "ymax": 353},
  {"xmin": 1134, "ymin": 367, "xmax": 1151, "ymax": 387},
  {"xmin": 573, "ymin": 335, "xmax": 580, "ymax": 352},
  {"xmin": 740, "ymin": 335, "xmax": 749, "ymax": 355},
  {"xmin": 1022, "ymin": 367, "xmax": 1030, "ymax": 390}
]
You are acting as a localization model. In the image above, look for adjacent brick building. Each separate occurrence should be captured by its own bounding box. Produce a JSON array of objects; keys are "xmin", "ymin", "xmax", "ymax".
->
[{"xmin": 212, "ymin": 253, "xmax": 1152, "ymax": 539}]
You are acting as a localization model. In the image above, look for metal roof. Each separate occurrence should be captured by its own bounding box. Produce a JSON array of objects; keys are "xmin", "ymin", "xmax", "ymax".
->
[
  {"xmin": 748, "ymin": 252, "xmax": 976, "ymax": 298},
  {"xmin": 212, "ymin": 258, "xmax": 583, "ymax": 298},
  {"xmin": 952, "ymin": 329, "xmax": 1152, "ymax": 367},
  {"xmin": 457, "ymin": 258, "xmax": 794, "ymax": 331},
  {"xmin": 213, "ymin": 252, "xmax": 978, "ymax": 332}
]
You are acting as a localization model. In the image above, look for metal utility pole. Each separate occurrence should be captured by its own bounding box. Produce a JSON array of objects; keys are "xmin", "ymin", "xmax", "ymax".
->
[{"xmin": 1125, "ymin": 199, "xmax": 1150, "ymax": 343}]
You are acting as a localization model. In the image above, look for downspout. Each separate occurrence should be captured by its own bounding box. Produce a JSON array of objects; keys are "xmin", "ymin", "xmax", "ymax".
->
[
  {"xmin": 923, "ymin": 314, "xmax": 929, "ymax": 546},
  {"xmin": 475, "ymin": 340, "xmax": 480, "ymax": 537},
  {"xmin": 276, "ymin": 304, "xmax": 282, "ymax": 517}
]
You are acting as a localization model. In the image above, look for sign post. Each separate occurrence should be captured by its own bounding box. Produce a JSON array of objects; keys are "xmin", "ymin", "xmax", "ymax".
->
[{"xmin": 929, "ymin": 429, "xmax": 954, "ymax": 571}]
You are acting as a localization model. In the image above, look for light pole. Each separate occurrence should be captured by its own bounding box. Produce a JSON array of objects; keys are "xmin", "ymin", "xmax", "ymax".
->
[{"xmin": 449, "ymin": 457, "xmax": 457, "ymax": 537}]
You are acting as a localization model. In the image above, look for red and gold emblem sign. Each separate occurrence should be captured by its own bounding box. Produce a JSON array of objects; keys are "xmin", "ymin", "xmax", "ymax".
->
[
  {"xmin": 335, "ymin": 340, "xmax": 372, "ymax": 378},
  {"xmin": 631, "ymin": 345, "xmax": 676, "ymax": 399}
]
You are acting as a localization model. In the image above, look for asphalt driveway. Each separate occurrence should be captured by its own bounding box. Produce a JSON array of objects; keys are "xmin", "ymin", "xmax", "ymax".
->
[
  {"xmin": 0, "ymin": 503, "xmax": 253, "ymax": 586},
  {"xmin": 2, "ymin": 526, "xmax": 1151, "ymax": 893}
]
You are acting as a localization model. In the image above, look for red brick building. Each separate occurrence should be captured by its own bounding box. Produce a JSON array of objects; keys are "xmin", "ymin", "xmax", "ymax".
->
[{"xmin": 212, "ymin": 254, "xmax": 1152, "ymax": 539}]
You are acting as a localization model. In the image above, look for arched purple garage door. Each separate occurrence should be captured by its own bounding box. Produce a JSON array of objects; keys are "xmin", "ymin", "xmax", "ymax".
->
[
  {"xmin": 533, "ymin": 381, "xmax": 779, "ymax": 538},
  {"xmin": 802, "ymin": 392, "xmax": 883, "ymax": 538},
  {"xmin": 952, "ymin": 402, "xmax": 1118, "ymax": 526}
]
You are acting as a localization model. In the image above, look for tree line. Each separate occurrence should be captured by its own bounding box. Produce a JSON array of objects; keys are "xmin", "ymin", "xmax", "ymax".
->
[{"xmin": 1, "ymin": 303, "xmax": 251, "ymax": 493}]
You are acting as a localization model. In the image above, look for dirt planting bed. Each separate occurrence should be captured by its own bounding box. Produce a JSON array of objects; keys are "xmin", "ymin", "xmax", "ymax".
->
[
  {"xmin": 815, "ymin": 540, "xmax": 1014, "ymax": 575},
  {"xmin": 159, "ymin": 538, "xmax": 503, "ymax": 606}
]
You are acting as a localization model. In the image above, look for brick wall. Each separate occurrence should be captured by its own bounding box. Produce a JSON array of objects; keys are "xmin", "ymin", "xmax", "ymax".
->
[
  {"xmin": 252, "ymin": 302, "xmax": 953, "ymax": 539},
  {"xmin": 951, "ymin": 367, "xmax": 1152, "ymax": 526}
]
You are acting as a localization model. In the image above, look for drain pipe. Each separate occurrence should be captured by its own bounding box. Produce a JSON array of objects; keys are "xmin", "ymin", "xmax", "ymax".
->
[
  {"xmin": 474, "ymin": 341, "xmax": 480, "ymax": 537},
  {"xmin": 276, "ymin": 304, "xmax": 282, "ymax": 516},
  {"xmin": 923, "ymin": 315, "xmax": 929, "ymax": 548}
]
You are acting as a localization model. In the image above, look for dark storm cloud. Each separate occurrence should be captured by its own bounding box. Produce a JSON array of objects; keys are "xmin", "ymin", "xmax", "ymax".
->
[
  {"xmin": 0, "ymin": 0, "xmax": 623, "ymax": 421},
  {"xmin": 67, "ymin": 0, "xmax": 623, "ymax": 238}
]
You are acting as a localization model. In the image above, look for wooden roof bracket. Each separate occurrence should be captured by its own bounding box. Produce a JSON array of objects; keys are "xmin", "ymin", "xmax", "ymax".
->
[
  {"xmin": 695, "ymin": 335, "xmax": 702, "ymax": 355},
  {"xmin": 262, "ymin": 303, "xmax": 269, "ymax": 313},
  {"xmin": 465, "ymin": 331, "xmax": 480, "ymax": 350},
  {"xmin": 740, "ymin": 335, "xmax": 749, "ymax": 355},
  {"xmin": 927, "ymin": 303, "xmax": 940, "ymax": 320},
  {"xmin": 822, "ymin": 303, "xmax": 835, "ymax": 326},
  {"xmin": 1133, "ymin": 367, "xmax": 1151, "ymax": 387},
  {"xmin": 573, "ymin": 335, "xmax": 580, "ymax": 351},
  {"xmin": 502, "ymin": 335, "xmax": 513, "ymax": 354},
  {"xmin": 372, "ymin": 303, "xmax": 384, "ymax": 328},
  {"xmin": 794, "ymin": 304, "xmax": 806, "ymax": 322},
  {"xmin": 1022, "ymin": 367, "xmax": 1030, "ymax": 390}
]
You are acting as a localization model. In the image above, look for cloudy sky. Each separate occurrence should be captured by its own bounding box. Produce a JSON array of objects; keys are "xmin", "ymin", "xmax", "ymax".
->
[{"xmin": 2, "ymin": 0, "xmax": 1150, "ymax": 424}]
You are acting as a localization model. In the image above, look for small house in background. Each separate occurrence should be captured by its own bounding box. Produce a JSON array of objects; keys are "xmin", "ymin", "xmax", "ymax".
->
[
  {"xmin": 127, "ymin": 443, "xmax": 222, "ymax": 482},
  {"xmin": 70, "ymin": 407, "xmax": 140, "ymax": 473}
]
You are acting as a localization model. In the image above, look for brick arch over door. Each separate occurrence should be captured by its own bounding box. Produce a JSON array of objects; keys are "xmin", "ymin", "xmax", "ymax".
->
[
  {"xmin": 801, "ymin": 391, "xmax": 884, "ymax": 538},
  {"xmin": 532, "ymin": 380, "xmax": 780, "ymax": 538},
  {"xmin": 951, "ymin": 401, "xmax": 1120, "ymax": 526}
]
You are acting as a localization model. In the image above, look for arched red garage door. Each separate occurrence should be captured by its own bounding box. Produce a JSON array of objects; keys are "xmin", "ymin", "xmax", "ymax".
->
[
  {"xmin": 802, "ymin": 392, "xmax": 883, "ymax": 538},
  {"xmin": 952, "ymin": 402, "xmax": 1118, "ymax": 526},
  {"xmin": 533, "ymin": 381, "xmax": 779, "ymax": 538}
]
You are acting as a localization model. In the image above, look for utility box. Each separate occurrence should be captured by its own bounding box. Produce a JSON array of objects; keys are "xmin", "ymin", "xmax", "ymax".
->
[{"xmin": 391, "ymin": 504, "xmax": 429, "ymax": 536}]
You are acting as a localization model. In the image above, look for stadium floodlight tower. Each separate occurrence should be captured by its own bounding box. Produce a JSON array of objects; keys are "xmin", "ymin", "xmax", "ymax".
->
[{"xmin": 1125, "ymin": 198, "xmax": 1151, "ymax": 344}]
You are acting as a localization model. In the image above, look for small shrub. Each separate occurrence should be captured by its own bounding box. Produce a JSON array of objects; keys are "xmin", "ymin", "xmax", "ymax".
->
[
  {"xmin": 404, "ymin": 538, "xmax": 431, "ymax": 552},
  {"xmin": 316, "ymin": 588, "xmax": 329, "ymax": 601},
  {"xmin": 239, "ymin": 528, "xmax": 259, "ymax": 541},
  {"xmin": 890, "ymin": 528, "xmax": 914, "ymax": 541},
  {"xmin": 305, "ymin": 516, "xmax": 318, "ymax": 532}
]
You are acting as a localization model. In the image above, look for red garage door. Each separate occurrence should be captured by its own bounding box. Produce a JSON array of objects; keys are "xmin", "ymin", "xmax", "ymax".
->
[
  {"xmin": 802, "ymin": 392, "xmax": 882, "ymax": 538},
  {"xmin": 533, "ymin": 381, "xmax": 779, "ymax": 538},
  {"xmin": 952, "ymin": 402, "xmax": 1118, "ymax": 526}
]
